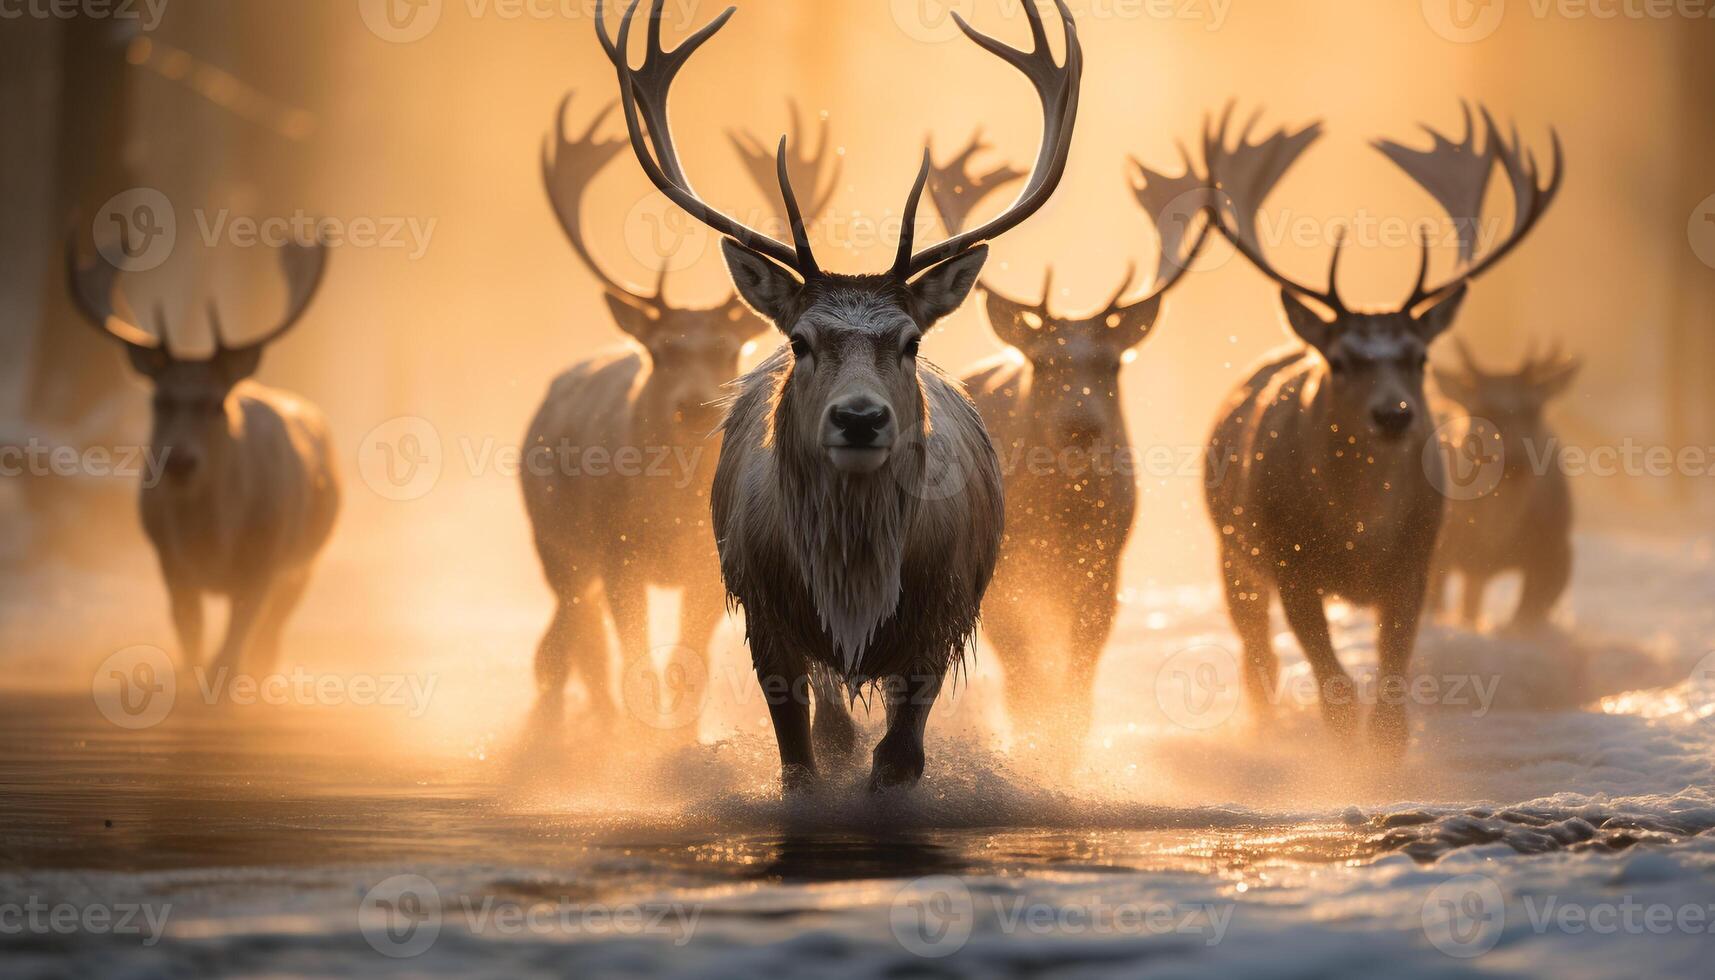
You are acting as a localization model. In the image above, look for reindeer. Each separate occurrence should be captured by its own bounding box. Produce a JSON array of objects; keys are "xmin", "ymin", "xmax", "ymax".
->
[
  {"xmin": 594, "ymin": 0, "xmax": 1079, "ymax": 789},
  {"xmin": 1431, "ymin": 340, "xmax": 1581, "ymax": 630},
  {"xmin": 1201, "ymin": 104, "xmax": 1561, "ymax": 748},
  {"xmin": 933, "ymin": 134, "xmax": 1210, "ymax": 747},
  {"xmin": 65, "ymin": 237, "xmax": 338, "ymax": 673},
  {"xmin": 523, "ymin": 93, "xmax": 837, "ymax": 725}
]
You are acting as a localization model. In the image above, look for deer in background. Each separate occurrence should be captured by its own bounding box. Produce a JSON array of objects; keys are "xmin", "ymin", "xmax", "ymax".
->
[
  {"xmin": 1202, "ymin": 103, "xmax": 1561, "ymax": 749},
  {"xmin": 933, "ymin": 133, "xmax": 1211, "ymax": 749},
  {"xmin": 596, "ymin": 0, "xmax": 1079, "ymax": 789},
  {"xmin": 524, "ymin": 92, "xmax": 838, "ymax": 727},
  {"xmin": 66, "ymin": 238, "xmax": 339, "ymax": 673},
  {"xmin": 1431, "ymin": 339, "xmax": 1581, "ymax": 630}
]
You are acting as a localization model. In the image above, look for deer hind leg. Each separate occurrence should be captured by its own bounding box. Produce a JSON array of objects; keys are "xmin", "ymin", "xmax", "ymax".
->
[
  {"xmin": 981, "ymin": 593, "xmax": 1046, "ymax": 744},
  {"xmin": 247, "ymin": 568, "xmax": 312, "ymax": 673},
  {"xmin": 1277, "ymin": 583, "xmax": 1357, "ymax": 738},
  {"xmin": 809, "ymin": 666, "xmax": 860, "ymax": 764},
  {"xmin": 870, "ymin": 669, "xmax": 943, "ymax": 791},
  {"xmin": 535, "ymin": 581, "xmax": 608, "ymax": 723},
  {"xmin": 1220, "ymin": 556, "xmax": 1279, "ymax": 725},
  {"xmin": 1510, "ymin": 547, "xmax": 1570, "ymax": 632},
  {"xmin": 166, "ymin": 580, "xmax": 204, "ymax": 668}
]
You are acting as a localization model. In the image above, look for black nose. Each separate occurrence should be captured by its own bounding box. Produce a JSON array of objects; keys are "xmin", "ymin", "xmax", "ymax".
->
[
  {"xmin": 830, "ymin": 402, "xmax": 890, "ymax": 446},
  {"xmin": 1371, "ymin": 403, "xmax": 1415, "ymax": 436}
]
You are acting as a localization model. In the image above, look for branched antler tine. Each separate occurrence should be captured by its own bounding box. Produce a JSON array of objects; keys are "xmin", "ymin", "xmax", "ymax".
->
[
  {"xmin": 1101, "ymin": 262, "xmax": 1138, "ymax": 315},
  {"xmin": 604, "ymin": 0, "xmax": 807, "ymax": 274},
  {"xmin": 893, "ymin": 150, "xmax": 933, "ymax": 275},
  {"xmin": 902, "ymin": 0, "xmax": 1081, "ymax": 277},
  {"xmin": 926, "ymin": 132, "xmax": 1027, "ymax": 236},
  {"xmin": 775, "ymin": 135, "xmax": 816, "ymax": 270},
  {"xmin": 239, "ymin": 238, "xmax": 328, "ymax": 351},
  {"xmin": 1453, "ymin": 338, "xmax": 1491, "ymax": 380},
  {"xmin": 543, "ymin": 92, "xmax": 639, "ymax": 298},
  {"xmin": 65, "ymin": 237, "xmax": 159, "ymax": 349},
  {"xmin": 1374, "ymin": 102, "xmax": 1495, "ymax": 269},
  {"xmin": 1406, "ymin": 107, "xmax": 1562, "ymax": 310},
  {"xmin": 207, "ymin": 299, "xmax": 224, "ymax": 349},
  {"xmin": 1040, "ymin": 266, "xmax": 1055, "ymax": 309},
  {"xmin": 1128, "ymin": 145, "xmax": 1210, "ymax": 297}
]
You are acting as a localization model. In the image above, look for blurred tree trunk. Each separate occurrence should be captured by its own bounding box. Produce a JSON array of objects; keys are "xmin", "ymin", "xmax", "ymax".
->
[{"xmin": 24, "ymin": 17, "xmax": 140, "ymax": 443}]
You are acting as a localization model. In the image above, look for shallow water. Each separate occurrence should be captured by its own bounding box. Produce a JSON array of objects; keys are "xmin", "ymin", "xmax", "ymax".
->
[{"xmin": 3, "ymin": 526, "xmax": 1714, "ymax": 977}]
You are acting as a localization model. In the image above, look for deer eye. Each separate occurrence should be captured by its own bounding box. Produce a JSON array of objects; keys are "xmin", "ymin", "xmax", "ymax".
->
[
  {"xmin": 789, "ymin": 335, "xmax": 811, "ymax": 360},
  {"xmin": 902, "ymin": 337, "xmax": 922, "ymax": 361}
]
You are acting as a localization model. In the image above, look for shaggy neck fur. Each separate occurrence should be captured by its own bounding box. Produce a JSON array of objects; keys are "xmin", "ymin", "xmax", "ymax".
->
[{"xmin": 771, "ymin": 344, "xmax": 929, "ymax": 674}]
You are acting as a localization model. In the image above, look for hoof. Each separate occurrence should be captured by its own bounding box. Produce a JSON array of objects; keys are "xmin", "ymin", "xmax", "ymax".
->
[
  {"xmin": 867, "ymin": 738, "xmax": 925, "ymax": 792},
  {"xmin": 781, "ymin": 763, "xmax": 819, "ymax": 794}
]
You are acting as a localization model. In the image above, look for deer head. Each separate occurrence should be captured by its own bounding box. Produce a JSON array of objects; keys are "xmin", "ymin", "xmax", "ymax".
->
[
  {"xmin": 1438, "ymin": 338, "xmax": 1580, "ymax": 469},
  {"xmin": 595, "ymin": 0, "xmax": 1080, "ymax": 475},
  {"xmin": 65, "ymin": 236, "xmax": 328, "ymax": 490},
  {"xmin": 544, "ymin": 93, "xmax": 776, "ymax": 433},
  {"xmin": 1204, "ymin": 102, "xmax": 1562, "ymax": 445},
  {"xmin": 928, "ymin": 133, "xmax": 1209, "ymax": 450}
]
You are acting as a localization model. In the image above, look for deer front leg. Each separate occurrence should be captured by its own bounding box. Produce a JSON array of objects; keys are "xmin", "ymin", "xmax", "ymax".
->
[
  {"xmin": 809, "ymin": 667, "xmax": 860, "ymax": 764},
  {"xmin": 1510, "ymin": 545, "xmax": 1570, "ymax": 632},
  {"xmin": 870, "ymin": 669, "xmax": 942, "ymax": 791},
  {"xmin": 1373, "ymin": 574, "xmax": 1430, "ymax": 754},
  {"xmin": 1277, "ymin": 583, "xmax": 1357, "ymax": 738},
  {"xmin": 1220, "ymin": 557, "xmax": 1279, "ymax": 727},
  {"xmin": 210, "ymin": 581, "xmax": 270, "ymax": 679},
  {"xmin": 166, "ymin": 580, "xmax": 204, "ymax": 667},
  {"xmin": 752, "ymin": 640, "xmax": 815, "ymax": 792},
  {"xmin": 1064, "ymin": 573, "xmax": 1121, "ymax": 747},
  {"xmin": 604, "ymin": 565, "xmax": 650, "ymax": 725}
]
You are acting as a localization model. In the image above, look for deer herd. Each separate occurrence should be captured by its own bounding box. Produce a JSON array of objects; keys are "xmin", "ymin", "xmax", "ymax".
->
[{"xmin": 65, "ymin": 0, "xmax": 1577, "ymax": 794}]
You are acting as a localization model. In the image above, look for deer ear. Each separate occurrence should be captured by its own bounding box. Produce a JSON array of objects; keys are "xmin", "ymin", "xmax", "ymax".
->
[
  {"xmin": 1433, "ymin": 368, "xmax": 1481, "ymax": 408},
  {"xmin": 603, "ymin": 292, "xmax": 660, "ymax": 344},
  {"xmin": 983, "ymin": 284, "xmax": 1041, "ymax": 352},
  {"xmin": 126, "ymin": 343, "xmax": 170, "ymax": 379},
  {"xmin": 1102, "ymin": 294, "xmax": 1165, "ymax": 351},
  {"xmin": 721, "ymin": 239, "xmax": 802, "ymax": 328},
  {"xmin": 1412, "ymin": 284, "xmax": 1467, "ymax": 343},
  {"xmin": 1279, "ymin": 289, "xmax": 1336, "ymax": 353},
  {"xmin": 909, "ymin": 244, "xmax": 988, "ymax": 325}
]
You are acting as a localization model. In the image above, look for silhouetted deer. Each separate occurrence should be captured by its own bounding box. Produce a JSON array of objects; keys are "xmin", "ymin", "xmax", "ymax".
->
[
  {"xmin": 1431, "ymin": 339, "xmax": 1581, "ymax": 630},
  {"xmin": 66, "ymin": 237, "xmax": 338, "ymax": 673},
  {"xmin": 932, "ymin": 134, "xmax": 1210, "ymax": 748},
  {"xmin": 595, "ymin": 0, "xmax": 1081, "ymax": 789},
  {"xmin": 1202, "ymin": 103, "xmax": 1561, "ymax": 748},
  {"xmin": 524, "ymin": 93, "xmax": 835, "ymax": 726}
]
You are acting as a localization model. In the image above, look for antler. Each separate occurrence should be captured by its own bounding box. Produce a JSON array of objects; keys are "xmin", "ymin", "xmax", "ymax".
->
[
  {"xmin": 731, "ymin": 101, "xmax": 842, "ymax": 227},
  {"xmin": 1201, "ymin": 104, "xmax": 1344, "ymax": 314},
  {"xmin": 216, "ymin": 237, "xmax": 329, "ymax": 352},
  {"xmin": 1127, "ymin": 144, "xmax": 1214, "ymax": 305},
  {"xmin": 895, "ymin": 0, "xmax": 1082, "ymax": 279},
  {"xmin": 1381, "ymin": 104, "xmax": 1563, "ymax": 314},
  {"xmin": 925, "ymin": 130, "xmax": 1027, "ymax": 236},
  {"xmin": 67, "ymin": 234, "xmax": 327, "ymax": 354},
  {"xmin": 543, "ymin": 91, "xmax": 658, "ymax": 301},
  {"xmin": 598, "ymin": 0, "xmax": 818, "ymax": 277},
  {"xmin": 66, "ymin": 238, "xmax": 162, "ymax": 351},
  {"xmin": 597, "ymin": 0, "xmax": 1079, "ymax": 284}
]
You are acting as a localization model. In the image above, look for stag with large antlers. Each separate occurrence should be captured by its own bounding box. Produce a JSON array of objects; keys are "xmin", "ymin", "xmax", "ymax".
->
[
  {"xmin": 938, "ymin": 134, "xmax": 1211, "ymax": 749},
  {"xmin": 594, "ymin": 0, "xmax": 1079, "ymax": 790},
  {"xmin": 66, "ymin": 237, "xmax": 338, "ymax": 673},
  {"xmin": 1202, "ymin": 103, "xmax": 1561, "ymax": 748},
  {"xmin": 525, "ymin": 92, "xmax": 826, "ymax": 727},
  {"xmin": 1430, "ymin": 340, "xmax": 1581, "ymax": 630}
]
